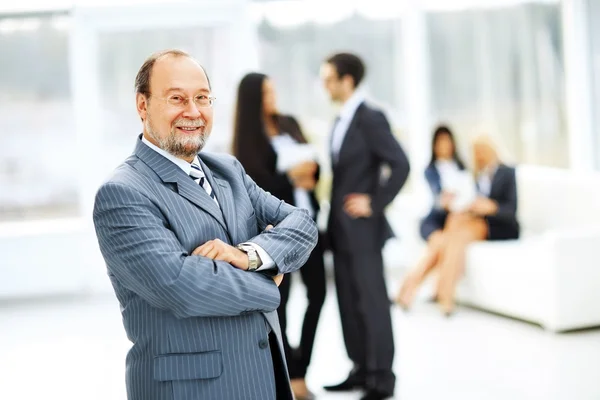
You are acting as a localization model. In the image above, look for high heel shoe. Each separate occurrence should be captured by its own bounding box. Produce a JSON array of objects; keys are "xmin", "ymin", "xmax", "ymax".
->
[
  {"xmin": 438, "ymin": 301, "xmax": 454, "ymax": 317},
  {"xmin": 394, "ymin": 292, "xmax": 412, "ymax": 311}
]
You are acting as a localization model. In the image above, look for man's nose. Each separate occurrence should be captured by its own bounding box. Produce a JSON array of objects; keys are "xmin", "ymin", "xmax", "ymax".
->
[{"xmin": 181, "ymin": 99, "xmax": 202, "ymax": 118}]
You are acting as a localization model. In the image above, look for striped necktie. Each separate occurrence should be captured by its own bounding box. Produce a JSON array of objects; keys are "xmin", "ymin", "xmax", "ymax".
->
[{"xmin": 189, "ymin": 162, "xmax": 219, "ymax": 206}]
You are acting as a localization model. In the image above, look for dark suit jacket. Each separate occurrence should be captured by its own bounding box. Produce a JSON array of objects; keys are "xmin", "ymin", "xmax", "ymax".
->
[
  {"xmin": 327, "ymin": 102, "xmax": 410, "ymax": 252},
  {"xmin": 242, "ymin": 115, "xmax": 320, "ymax": 214},
  {"xmin": 481, "ymin": 163, "xmax": 520, "ymax": 240},
  {"xmin": 420, "ymin": 164, "xmax": 449, "ymax": 240}
]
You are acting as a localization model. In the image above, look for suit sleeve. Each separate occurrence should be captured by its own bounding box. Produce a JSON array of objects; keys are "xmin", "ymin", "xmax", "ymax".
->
[
  {"xmin": 93, "ymin": 182, "xmax": 281, "ymax": 319},
  {"xmin": 231, "ymin": 158, "xmax": 318, "ymax": 275},
  {"xmin": 425, "ymin": 168, "xmax": 444, "ymax": 210},
  {"xmin": 487, "ymin": 167, "xmax": 518, "ymax": 223},
  {"xmin": 363, "ymin": 110, "xmax": 411, "ymax": 214}
]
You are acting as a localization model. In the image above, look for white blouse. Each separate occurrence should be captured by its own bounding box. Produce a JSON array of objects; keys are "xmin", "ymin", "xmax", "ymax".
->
[
  {"xmin": 435, "ymin": 160, "xmax": 476, "ymax": 212},
  {"xmin": 271, "ymin": 134, "xmax": 318, "ymax": 218}
]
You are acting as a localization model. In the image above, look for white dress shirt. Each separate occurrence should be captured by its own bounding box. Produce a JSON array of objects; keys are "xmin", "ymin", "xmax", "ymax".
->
[
  {"xmin": 477, "ymin": 164, "xmax": 498, "ymax": 197},
  {"xmin": 330, "ymin": 91, "xmax": 365, "ymax": 162},
  {"xmin": 141, "ymin": 136, "xmax": 275, "ymax": 271}
]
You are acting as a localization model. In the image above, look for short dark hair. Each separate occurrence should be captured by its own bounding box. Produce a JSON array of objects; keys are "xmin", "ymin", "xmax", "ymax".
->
[
  {"xmin": 326, "ymin": 52, "xmax": 366, "ymax": 88},
  {"xmin": 134, "ymin": 49, "xmax": 210, "ymax": 97}
]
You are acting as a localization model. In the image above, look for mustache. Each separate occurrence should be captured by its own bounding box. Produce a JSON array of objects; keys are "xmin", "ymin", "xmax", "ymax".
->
[{"xmin": 173, "ymin": 119, "xmax": 205, "ymax": 128}]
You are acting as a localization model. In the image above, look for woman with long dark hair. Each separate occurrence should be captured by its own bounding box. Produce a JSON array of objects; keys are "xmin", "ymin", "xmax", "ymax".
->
[
  {"xmin": 232, "ymin": 73, "xmax": 325, "ymax": 400},
  {"xmin": 395, "ymin": 125, "xmax": 466, "ymax": 309}
]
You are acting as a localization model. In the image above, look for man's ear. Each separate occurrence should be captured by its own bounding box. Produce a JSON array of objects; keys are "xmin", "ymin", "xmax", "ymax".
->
[
  {"xmin": 136, "ymin": 93, "xmax": 148, "ymax": 121},
  {"xmin": 342, "ymin": 74, "xmax": 355, "ymax": 91}
]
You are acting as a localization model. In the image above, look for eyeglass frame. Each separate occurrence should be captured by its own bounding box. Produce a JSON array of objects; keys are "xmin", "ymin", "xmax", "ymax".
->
[{"xmin": 147, "ymin": 93, "xmax": 216, "ymax": 108}]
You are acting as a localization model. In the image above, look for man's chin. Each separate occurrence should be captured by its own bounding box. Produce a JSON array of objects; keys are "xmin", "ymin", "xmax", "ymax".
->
[{"xmin": 165, "ymin": 142, "xmax": 204, "ymax": 159}]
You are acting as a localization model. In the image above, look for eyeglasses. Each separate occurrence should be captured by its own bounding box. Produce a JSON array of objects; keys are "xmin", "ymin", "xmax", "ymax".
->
[{"xmin": 150, "ymin": 94, "xmax": 216, "ymax": 108}]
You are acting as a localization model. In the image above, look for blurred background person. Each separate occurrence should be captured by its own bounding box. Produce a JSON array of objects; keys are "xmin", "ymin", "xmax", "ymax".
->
[
  {"xmin": 395, "ymin": 125, "xmax": 467, "ymax": 308},
  {"xmin": 396, "ymin": 133, "xmax": 519, "ymax": 316},
  {"xmin": 232, "ymin": 72, "xmax": 326, "ymax": 400},
  {"xmin": 320, "ymin": 52, "xmax": 410, "ymax": 400}
]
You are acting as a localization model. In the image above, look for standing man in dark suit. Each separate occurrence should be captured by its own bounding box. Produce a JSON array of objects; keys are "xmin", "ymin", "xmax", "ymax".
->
[{"xmin": 320, "ymin": 53, "xmax": 410, "ymax": 400}]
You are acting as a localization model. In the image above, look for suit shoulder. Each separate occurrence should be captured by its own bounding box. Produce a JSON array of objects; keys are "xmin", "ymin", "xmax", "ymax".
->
[
  {"xmin": 360, "ymin": 102, "xmax": 385, "ymax": 116},
  {"xmin": 358, "ymin": 103, "xmax": 389, "ymax": 126},
  {"xmin": 199, "ymin": 152, "xmax": 240, "ymax": 171},
  {"xmin": 98, "ymin": 157, "xmax": 139, "ymax": 189},
  {"xmin": 424, "ymin": 164, "xmax": 436, "ymax": 177},
  {"xmin": 95, "ymin": 155, "xmax": 158, "ymax": 200},
  {"xmin": 278, "ymin": 114, "xmax": 294, "ymax": 123},
  {"xmin": 278, "ymin": 114, "xmax": 300, "ymax": 127},
  {"xmin": 498, "ymin": 163, "xmax": 516, "ymax": 175}
]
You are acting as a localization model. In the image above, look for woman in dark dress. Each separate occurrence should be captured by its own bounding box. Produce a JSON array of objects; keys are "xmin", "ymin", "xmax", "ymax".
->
[{"xmin": 232, "ymin": 73, "xmax": 326, "ymax": 400}]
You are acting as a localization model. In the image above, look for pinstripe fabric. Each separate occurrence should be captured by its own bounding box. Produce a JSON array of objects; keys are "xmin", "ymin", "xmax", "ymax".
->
[{"xmin": 93, "ymin": 137, "xmax": 318, "ymax": 400}]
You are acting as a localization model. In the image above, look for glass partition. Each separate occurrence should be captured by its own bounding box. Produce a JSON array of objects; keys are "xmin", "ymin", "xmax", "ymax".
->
[{"xmin": 0, "ymin": 14, "xmax": 78, "ymax": 221}]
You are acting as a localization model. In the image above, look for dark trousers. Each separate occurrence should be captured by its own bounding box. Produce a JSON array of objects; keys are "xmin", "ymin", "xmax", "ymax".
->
[
  {"xmin": 277, "ymin": 235, "xmax": 326, "ymax": 379},
  {"xmin": 333, "ymin": 249, "xmax": 396, "ymax": 395},
  {"xmin": 269, "ymin": 332, "xmax": 293, "ymax": 400}
]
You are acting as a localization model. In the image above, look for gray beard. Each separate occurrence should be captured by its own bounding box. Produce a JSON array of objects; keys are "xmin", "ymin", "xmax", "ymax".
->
[{"xmin": 145, "ymin": 118, "xmax": 209, "ymax": 159}]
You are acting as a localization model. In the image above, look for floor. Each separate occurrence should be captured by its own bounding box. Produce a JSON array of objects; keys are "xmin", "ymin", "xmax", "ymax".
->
[{"xmin": 1, "ymin": 278, "xmax": 599, "ymax": 400}]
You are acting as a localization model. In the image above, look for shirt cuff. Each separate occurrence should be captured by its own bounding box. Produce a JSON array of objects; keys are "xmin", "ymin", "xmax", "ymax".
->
[{"xmin": 241, "ymin": 242, "xmax": 276, "ymax": 271}]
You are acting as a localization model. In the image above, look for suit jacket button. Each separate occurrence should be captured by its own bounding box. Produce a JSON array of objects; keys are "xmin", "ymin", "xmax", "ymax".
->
[{"xmin": 258, "ymin": 339, "xmax": 269, "ymax": 349}]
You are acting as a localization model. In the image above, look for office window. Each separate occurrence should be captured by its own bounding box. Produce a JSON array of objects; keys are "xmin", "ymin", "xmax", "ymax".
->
[
  {"xmin": 0, "ymin": 14, "xmax": 77, "ymax": 221},
  {"xmin": 427, "ymin": 3, "xmax": 566, "ymax": 167},
  {"xmin": 256, "ymin": 15, "xmax": 405, "ymax": 142},
  {"xmin": 588, "ymin": 0, "xmax": 600, "ymax": 170}
]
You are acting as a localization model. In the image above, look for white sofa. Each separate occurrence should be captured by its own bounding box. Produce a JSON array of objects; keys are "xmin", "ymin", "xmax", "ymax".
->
[
  {"xmin": 387, "ymin": 165, "xmax": 600, "ymax": 332},
  {"xmin": 0, "ymin": 218, "xmax": 109, "ymax": 299}
]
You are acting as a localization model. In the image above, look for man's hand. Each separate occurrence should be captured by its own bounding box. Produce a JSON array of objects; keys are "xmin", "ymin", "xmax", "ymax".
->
[
  {"xmin": 272, "ymin": 274, "xmax": 284, "ymax": 287},
  {"xmin": 192, "ymin": 239, "xmax": 249, "ymax": 270},
  {"xmin": 344, "ymin": 193, "xmax": 372, "ymax": 218},
  {"xmin": 468, "ymin": 197, "xmax": 498, "ymax": 216}
]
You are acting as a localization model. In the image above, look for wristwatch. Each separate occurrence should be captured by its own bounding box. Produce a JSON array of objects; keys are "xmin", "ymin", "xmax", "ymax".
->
[{"xmin": 236, "ymin": 244, "xmax": 261, "ymax": 271}]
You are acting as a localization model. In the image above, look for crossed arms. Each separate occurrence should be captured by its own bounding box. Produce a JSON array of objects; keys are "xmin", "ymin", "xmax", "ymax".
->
[{"xmin": 93, "ymin": 160, "xmax": 318, "ymax": 319}]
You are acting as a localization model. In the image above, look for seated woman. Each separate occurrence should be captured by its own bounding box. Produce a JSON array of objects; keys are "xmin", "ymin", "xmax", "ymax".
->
[
  {"xmin": 396, "ymin": 134, "xmax": 519, "ymax": 315},
  {"xmin": 420, "ymin": 125, "xmax": 467, "ymax": 241},
  {"xmin": 395, "ymin": 125, "xmax": 466, "ymax": 307}
]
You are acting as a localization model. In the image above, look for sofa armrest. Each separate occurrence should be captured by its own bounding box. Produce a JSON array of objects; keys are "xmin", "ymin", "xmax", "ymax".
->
[{"xmin": 542, "ymin": 228, "xmax": 600, "ymax": 331}]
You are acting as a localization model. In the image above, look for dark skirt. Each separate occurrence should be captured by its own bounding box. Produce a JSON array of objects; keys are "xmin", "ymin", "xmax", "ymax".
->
[
  {"xmin": 419, "ymin": 209, "xmax": 448, "ymax": 241},
  {"xmin": 486, "ymin": 219, "xmax": 520, "ymax": 241}
]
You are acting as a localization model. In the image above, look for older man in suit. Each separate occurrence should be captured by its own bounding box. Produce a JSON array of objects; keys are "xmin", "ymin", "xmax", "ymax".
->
[
  {"xmin": 320, "ymin": 53, "xmax": 410, "ymax": 400},
  {"xmin": 92, "ymin": 49, "xmax": 317, "ymax": 400}
]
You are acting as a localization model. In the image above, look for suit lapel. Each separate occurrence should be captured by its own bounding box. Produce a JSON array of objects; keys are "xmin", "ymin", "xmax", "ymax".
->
[
  {"xmin": 198, "ymin": 157, "xmax": 236, "ymax": 244},
  {"xmin": 134, "ymin": 138, "xmax": 227, "ymax": 231},
  {"xmin": 333, "ymin": 103, "xmax": 364, "ymax": 171},
  {"xmin": 176, "ymin": 174, "xmax": 227, "ymax": 231},
  {"xmin": 489, "ymin": 164, "xmax": 504, "ymax": 198},
  {"xmin": 429, "ymin": 165, "xmax": 442, "ymax": 193}
]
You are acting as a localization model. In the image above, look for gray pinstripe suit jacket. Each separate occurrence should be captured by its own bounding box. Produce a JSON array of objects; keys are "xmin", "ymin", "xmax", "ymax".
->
[{"xmin": 93, "ymin": 138, "xmax": 318, "ymax": 400}]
